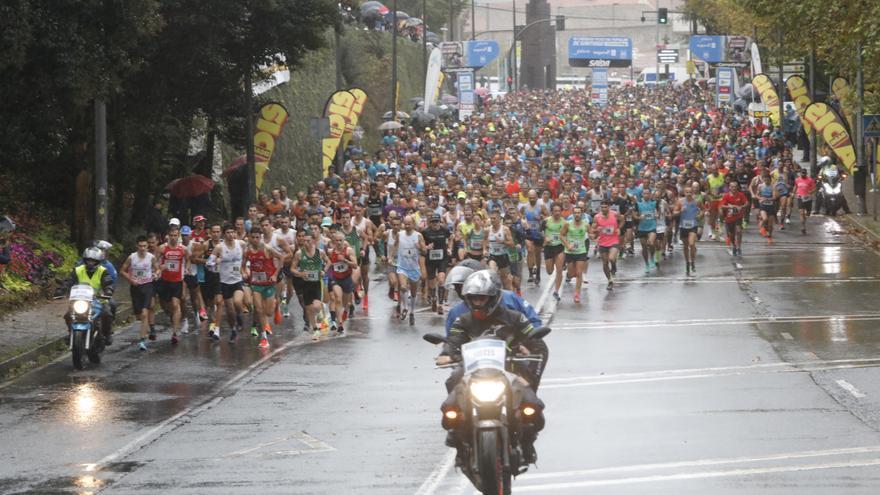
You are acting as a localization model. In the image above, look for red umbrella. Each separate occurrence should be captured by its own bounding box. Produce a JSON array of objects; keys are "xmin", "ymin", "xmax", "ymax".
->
[
  {"xmin": 166, "ymin": 175, "xmax": 214, "ymax": 198},
  {"xmin": 474, "ymin": 87, "xmax": 490, "ymax": 97},
  {"xmin": 222, "ymin": 155, "xmax": 247, "ymax": 178}
]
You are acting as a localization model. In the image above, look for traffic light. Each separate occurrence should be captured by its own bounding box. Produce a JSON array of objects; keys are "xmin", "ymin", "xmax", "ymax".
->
[
  {"xmin": 556, "ymin": 15, "xmax": 565, "ymax": 31},
  {"xmin": 658, "ymin": 8, "xmax": 668, "ymax": 24}
]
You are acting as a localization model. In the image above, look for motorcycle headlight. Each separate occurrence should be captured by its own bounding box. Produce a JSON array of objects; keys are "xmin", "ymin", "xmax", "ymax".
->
[
  {"xmin": 823, "ymin": 183, "xmax": 833, "ymax": 193},
  {"xmin": 832, "ymin": 184, "xmax": 842, "ymax": 194},
  {"xmin": 73, "ymin": 300, "xmax": 90, "ymax": 315},
  {"xmin": 469, "ymin": 380, "xmax": 506, "ymax": 403}
]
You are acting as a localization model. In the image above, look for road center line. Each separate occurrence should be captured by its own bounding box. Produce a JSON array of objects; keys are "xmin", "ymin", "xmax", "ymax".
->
[
  {"xmin": 836, "ymin": 379, "xmax": 867, "ymax": 398},
  {"xmin": 553, "ymin": 313, "xmax": 880, "ymax": 330}
]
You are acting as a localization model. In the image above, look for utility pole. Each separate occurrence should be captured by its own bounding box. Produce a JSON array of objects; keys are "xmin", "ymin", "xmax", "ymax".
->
[
  {"xmin": 809, "ymin": 44, "xmax": 817, "ymax": 174},
  {"xmin": 512, "ymin": 0, "xmax": 517, "ymax": 91},
  {"xmin": 856, "ymin": 40, "xmax": 867, "ymax": 214},
  {"xmin": 392, "ymin": 0, "xmax": 399, "ymax": 118},
  {"xmin": 777, "ymin": 25, "xmax": 784, "ymax": 133},
  {"xmin": 335, "ymin": 29, "xmax": 343, "ymax": 90},
  {"xmin": 449, "ymin": 0, "xmax": 454, "ymax": 41},
  {"xmin": 244, "ymin": 69, "xmax": 255, "ymax": 215},
  {"xmin": 94, "ymin": 99, "xmax": 108, "ymax": 240},
  {"xmin": 423, "ymin": 0, "xmax": 428, "ymax": 76},
  {"xmin": 471, "ymin": 0, "xmax": 476, "ymax": 40}
]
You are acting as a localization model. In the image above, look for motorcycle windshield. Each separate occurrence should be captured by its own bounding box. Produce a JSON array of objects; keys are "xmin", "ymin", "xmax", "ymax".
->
[
  {"xmin": 69, "ymin": 284, "xmax": 95, "ymax": 302},
  {"xmin": 462, "ymin": 339, "xmax": 507, "ymax": 373}
]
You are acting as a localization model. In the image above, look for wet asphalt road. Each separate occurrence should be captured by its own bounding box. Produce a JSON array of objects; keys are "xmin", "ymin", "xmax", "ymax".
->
[{"xmin": 3, "ymin": 214, "xmax": 880, "ymax": 494}]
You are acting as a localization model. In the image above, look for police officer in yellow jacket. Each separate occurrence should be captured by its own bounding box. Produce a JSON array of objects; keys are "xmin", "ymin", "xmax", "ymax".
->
[{"xmin": 65, "ymin": 247, "xmax": 116, "ymax": 345}]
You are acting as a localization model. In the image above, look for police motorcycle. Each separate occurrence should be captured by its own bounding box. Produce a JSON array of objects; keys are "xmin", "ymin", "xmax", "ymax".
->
[
  {"xmin": 65, "ymin": 247, "xmax": 113, "ymax": 370},
  {"xmin": 817, "ymin": 156, "xmax": 847, "ymax": 216},
  {"xmin": 424, "ymin": 326, "xmax": 550, "ymax": 495}
]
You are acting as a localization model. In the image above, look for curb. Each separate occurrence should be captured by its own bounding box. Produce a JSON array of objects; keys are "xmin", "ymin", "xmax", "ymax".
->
[
  {"xmin": 843, "ymin": 214, "xmax": 880, "ymax": 242},
  {"xmin": 0, "ymin": 301, "xmax": 133, "ymax": 380}
]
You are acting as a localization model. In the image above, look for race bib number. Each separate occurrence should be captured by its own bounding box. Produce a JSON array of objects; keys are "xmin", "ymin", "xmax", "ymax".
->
[
  {"xmin": 625, "ymin": 214, "xmax": 633, "ymax": 222},
  {"xmin": 428, "ymin": 249, "xmax": 444, "ymax": 260},
  {"xmin": 642, "ymin": 212, "xmax": 655, "ymax": 221},
  {"xmin": 681, "ymin": 219, "xmax": 696, "ymax": 229},
  {"xmin": 610, "ymin": 205, "xmax": 620, "ymax": 213},
  {"xmin": 548, "ymin": 233, "xmax": 560, "ymax": 243},
  {"xmin": 728, "ymin": 206, "xmax": 740, "ymax": 213},
  {"xmin": 469, "ymin": 240, "xmax": 482, "ymax": 250},
  {"xmin": 489, "ymin": 244, "xmax": 506, "ymax": 255},
  {"xmin": 332, "ymin": 261, "xmax": 348, "ymax": 272},
  {"xmin": 305, "ymin": 270, "xmax": 320, "ymax": 282},
  {"xmin": 164, "ymin": 260, "xmax": 180, "ymax": 272},
  {"xmin": 251, "ymin": 272, "xmax": 268, "ymax": 283},
  {"xmin": 134, "ymin": 269, "xmax": 149, "ymax": 280},
  {"xmin": 569, "ymin": 240, "xmax": 582, "ymax": 250},
  {"xmin": 761, "ymin": 198, "xmax": 774, "ymax": 206},
  {"xmin": 228, "ymin": 263, "xmax": 240, "ymax": 274},
  {"xmin": 403, "ymin": 248, "xmax": 417, "ymax": 258},
  {"xmin": 601, "ymin": 227, "xmax": 615, "ymax": 235},
  {"xmin": 656, "ymin": 225, "xmax": 667, "ymax": 234}
]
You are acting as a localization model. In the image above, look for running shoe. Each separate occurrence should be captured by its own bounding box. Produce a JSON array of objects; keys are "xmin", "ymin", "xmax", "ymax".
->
[
  {"xmin": 208, "ymin": 329, "xmax": 220, "ymax": 341},
  {"xmin": 274, "ymin": 307, "xmax": 282, "ymax": 324},
  {"xmin": 409, "ymin": 313, "xmax": 415, "ymax": 326},
  {"xmin": 760, "ymin": 226, "xmax": 767, "ymax": 237},
  {"xmin": 199, "ymin": 308, "xmax": 208, "ymax": 321},
  {"xmin": 282, "ymin": 305, "xmax": 290, "ymax": 318},
  {"xmin": 258, "ymin": 337, "xmax": 269, "ymax": 349},
  {"xmin": 574, "ymin": 293, "xmax": 581, "ymax": 303},
  {"xmin": 362, "ymin": 294, "xmax": 369, "ymax": 310},
  {"xmin": 553, "ymin": 292, "xmax": 561, "ymax": 302},
  {"xmin": 337, "ymin": 324, "xmax": 345, "ymax": 335},
  {"xmin": 330, "ymin": 320, "xmax": 338, "ymax": 332},
  {"xmin": 171, "ymin": 334, "xmax": 179, "ymax": 345},
  {"xmin": 354, "ymin": 292, "xmax": 361, "ymax": 305},
  {"xmin": 437, "ymin": 303, "xmax": 444, "ymax": 315},
  {"xmin": 138, "ymin": 340, "xmax": 148, "ymax": 351},
  {"xmin": 181, "ymin": 319, "xmax": 190, "ymax": 335},
  {"xmin": 229, "ymin": 328, "xmax": 238, "ymax": 344},
  {"xmin": 249, "ymin": 325, "xmax": 257, "ymax": 337},
  {"xmin": 263, "ymin": 324, "xmax": 273, "ymax": 336},
  {"xmin": 149, "ymin": 325, "xmax": 157, "ymax": 341},
  {"xmin": 312, "ymin": 329, "xmax": 321, "ymax": 341},
  {"xmin": 802, "ymin": 227, "xmax": 807, "ymax": 235},
  {"xmin": 342, "ymin": 310, "xmax": 349, "ymax": 323}
]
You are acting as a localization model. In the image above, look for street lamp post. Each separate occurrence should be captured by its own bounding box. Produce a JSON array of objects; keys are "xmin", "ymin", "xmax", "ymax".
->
[{"xmin": 391, "ymin": 0, "xmax": 398, "ymax": 118}]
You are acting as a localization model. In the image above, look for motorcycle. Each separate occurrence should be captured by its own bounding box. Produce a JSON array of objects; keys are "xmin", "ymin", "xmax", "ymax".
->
[
  {"xmin": 67, "ymin": 284, "xmax": 106, "ymax": 370},
  {"xmin": 819, "ymin": 171, "xmax": 845, "ymax": 216},
  {"xmin": 424, "ymin": 327, "xmax": 550, "ymax": 495}
]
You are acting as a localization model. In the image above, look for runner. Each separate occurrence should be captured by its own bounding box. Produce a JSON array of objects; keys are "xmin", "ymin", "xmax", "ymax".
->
[
  {"xmin": 396, "ymin": 215, "xmax": 426, "ymax": 326},
  {"xmin": 674, "ymin": 186, "xmax": 702, "ymax": 276},
  {"xmin": 120, "ymin": 236, "xmax": 159, "ymax": 351},
  {"xmin": 213, "ymin": 224, "xmax": 246, "ymax": 343},
  {"xmin": 757, "ymin": 173, "xmax": 780, "ymax": 244},
  {"xmin": 542, "ymin": 203, "xmax": 566, "ymax": 301},
  {"xmin": 705, "ymin": 164, "xmax": 726, "ymax": 240},
  {"xmin": 719, "ymin": 182, "xmax": 749, "ymax": 256},
  {"xmin": 463, "ymin": 213, "xmax": 486, "ymax": 262},
  {"xmin": 180, "ymin": 226, "xmax": 205, "ymax": 327},
  {"xmin": 794, "ymin": 167, "xmax": 816, "ymax": 234},
  {"xmin": 243, "ymin": 229, "xmax": 285, "ymax": 348},
  {"xmin": 339, "ymin": 209, "xmax": 363, "ymax": 316},
  {"xmin": 261, "ymin": 216, "xmax": 292, "ymax": 325},
  {"xmin": 634, "ymin": 191, "xmax": 659, "ymax": 272},
  {"xmin": 589, "ymin": 201, "xmax": 622, "ymax": 290},
  {"xmin": 197, "ymin": 224, "xmax": 224, "ymax": 339},
  {"xmin": 326, "ymin": 231, "xmax": 357, "ymax": 334},
  {"xmin": 290, "ymin": 231, "xmax": 329, "ymax": 341},
  {"xmin": 422, "ymin": 212, "xmax": 452, "ymax": 315},
  {"xmin": 274, "ymin": 213, "xmax": 297, "ymax": 317},
  {"xmin": 351, "ymin": 204, "xmax": 376, "ymax": 310},
  {"xmin": 486, "ymin": 209, "xmax": 514, "ymax": 290},
  {"xmin": 560, "ymin": 205, "xmax": 589, "ymax": 302},
  {"xmin": 156, "ymin": 225, "xmax": 188, "ymax": 344},
  {"xmin": 505, "ymin": 207, "xmax": 527, "ymax": 297},
  {"xmin": 654, "ymin": 189, "xmax": 670, "ymax": 265},
  {"xmin": 520, "ymin": 190, "xmax": 547, "ymax": 285}
]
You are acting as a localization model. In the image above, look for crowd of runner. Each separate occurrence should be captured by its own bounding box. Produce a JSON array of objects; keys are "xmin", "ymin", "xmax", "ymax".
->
[{"xmin": 114, "ymin": 81, "xmax": 825, "ymax": 350}]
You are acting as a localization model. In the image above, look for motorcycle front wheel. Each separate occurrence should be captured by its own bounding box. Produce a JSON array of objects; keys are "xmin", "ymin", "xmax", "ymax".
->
[
  {"xmin": 72, "ymin": 332, "xmax": 85, "ymax": 370},
  {"xmin": 477, "ymin": 429, "xmax": 511, "ymax": 495}
]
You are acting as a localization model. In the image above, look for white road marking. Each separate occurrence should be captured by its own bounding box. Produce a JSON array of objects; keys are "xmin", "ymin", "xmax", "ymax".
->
[
  {"xmin": 414, "ymin": 450, "xmax": 457, "ymax": 495},
  {"xmin": 512, "ymin": 458, "xmax": 880, "ymax": 492},
  {"xmin": 541, "ymin": 357, "xmax": 880, "ymax": 389},
  {"xmin": 553, "ymin": 313, "xmax": 880, "ymax": 330},
  {"xmin": 781, "ymin": 332, "xmax": 794, "ymax": 340},
  {"xmin": 223, "ymin": 431, "xmax": 334, "ymax": 459},
  {"xmin": 836, "ymin": 379, "xmax": 867, "ymax": 398},
  {"xmin": 601, "ymin": 275, "xmax": 879, "ymax": 285},
  {"xmin": 518, "ymin": 444, "xmax": 880, "ymax": 481}
]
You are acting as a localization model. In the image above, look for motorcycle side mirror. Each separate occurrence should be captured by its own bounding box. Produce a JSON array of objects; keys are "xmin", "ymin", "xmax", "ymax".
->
[
  {"xmin": 530, "ymin": 327, "xmax": 552, "ymax": 340},
  {"xmin": 423, "ymin": 333, "xmax": 447, "ymax": 345}
]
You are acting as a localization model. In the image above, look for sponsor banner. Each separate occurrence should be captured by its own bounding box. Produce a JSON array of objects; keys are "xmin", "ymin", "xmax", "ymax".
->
[
  {"xmin": 424, "ymin": 48, "xmax": 442, "ymax": 106},
  {"xmin": 464, "ymin": 40, "xmax": 500, "ymax": 69},
  {"xmin": 568, "ymin": 36, "xmax": 632, "ymax": 68},
  {"xmin": 689, "ymin": 35, "xmax": 724, "ymax": 63},
  {"xmin": 716, "ymin": 67, "xmax": 735, "ymax": 107},
  {"xmin": 832, "ymin": 76, "xmax": 856, "ymax": 133},
  {"xmin": 253, "ymin": 103, "xmax": 289, "ymax": 190},
  {"xmin": 750, "ymin": 43, "xmax": 763, "ymax": 76},
  {"xmin": 321, "ymin": 90, "xmax": 357, "ymax": 177},
  {"xmin": 803, "ymin": 102, "xmax": 857, "ymax": 174},
  {"xmin": 591, "ymin": 68, "xmax": 608, "ymax": 107},
  {"xmin": 457, "ymin": 68, "xmax": 476, "ymax": 120},
  {"xmin": 340, "ymin": 88, "xmax": 368, "ymax": 153},
  {"xmin": 751, "ymin": 74, "xmax": 780, "ymax": 125},
  {"xmin": 785, "ymin": 75, "xmax": 812, "ymax": 136},
  {"xmin": 689, "ymin": 35, "xmax": 751, "ymax": 64}
]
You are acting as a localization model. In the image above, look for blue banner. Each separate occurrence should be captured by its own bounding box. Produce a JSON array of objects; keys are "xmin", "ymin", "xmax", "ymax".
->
[
  {"xmin": 568, "ymin": 36, "xmax": 632, "ymax": 68},
  {"xmin": 591, "ymin": 68, "xmax": 608, "ymax": 107},
  {"xmin": 716, "ymin": 67, "xmax": 735, "ymax": 107},
  {"xmin": 457, "ymin": 69, "xmax": 475, "ymax": 120},
  {"xmin": 689, "ymin": 35, "xmax": 725, "ymax": 63},
  {"xmin": 464, "ymin": 40, "xmax": 500, "ymax": 69}
]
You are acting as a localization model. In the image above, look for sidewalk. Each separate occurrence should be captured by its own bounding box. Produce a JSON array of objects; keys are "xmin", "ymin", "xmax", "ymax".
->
[
  {"xmin": 0, "ymin": 278, "xmax": 132, "ymax": 378},
  {"xmin": 843, "ymin": 177, "xmax": 880, "ymax": 245}
]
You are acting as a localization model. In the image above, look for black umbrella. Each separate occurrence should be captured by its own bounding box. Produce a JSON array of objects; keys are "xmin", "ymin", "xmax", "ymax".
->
[{"xmin": 0, "ymin": 215, "xmax": 15, "ymax": 233}]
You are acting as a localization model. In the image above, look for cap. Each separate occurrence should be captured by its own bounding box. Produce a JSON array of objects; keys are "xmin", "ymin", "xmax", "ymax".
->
[
  {"xmin": 94, "ymin": 240, "xmax": 113, "ymax": 251},
  {"xmin": 457, "ymin": 191, "xmax": 467, "ymax": 199},
  {"xmin": 388, "ymin": 182, "xmax": 397, "ymax": 189},
  {"xmin": 321, "ymin": 217, "xmax": 333, "ymax": 227},
  {"xmin": 169, "ymin": 218, "xmax": 181, "ymax": 227},
  {"xmin": 193, "ymin": 215, "xmax": 206, "ymax": 223},
  {"xmin": 430, "ymin": 213, "xmax": 441, "ymax": 221},
  {"xmin": 180, "ymin": 226, "xmax": 192, "ymax": 236}
]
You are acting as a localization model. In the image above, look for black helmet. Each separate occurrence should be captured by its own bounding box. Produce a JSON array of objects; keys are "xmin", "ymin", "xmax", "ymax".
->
[{"xmin": 461, "ymin": 269, "xmax": 502, "ymax": 320}]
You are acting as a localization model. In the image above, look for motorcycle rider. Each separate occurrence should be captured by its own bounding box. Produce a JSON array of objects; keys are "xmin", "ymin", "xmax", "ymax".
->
[
  {"xmin": 436, "ymin": 270, "xmax": 548, "ymax": 465},
  {"xmin": 65, "ymin": 247, "xmax": 115, "ymax": 345},
  {"xmin": 815, "ymin": 155, "xmax": 851, "ymax": 215}
]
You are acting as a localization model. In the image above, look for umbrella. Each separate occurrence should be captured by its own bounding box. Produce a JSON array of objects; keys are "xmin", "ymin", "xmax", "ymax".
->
[
  {"xmin": 426, "ymin": 32, "xmax": 440, "ymax": 44},
  {"xmin": 404, "ymin": 17, "xmax": 423, "ymax": 27},
  {"xmin": 411, "ymin": 110, "xmax": 437, "ymax": 129},
  {"xmin": 360, "ymin": 1, "xmax": 389, "ymax": 15},
  {"xmin": 166, "ymin": 175, "xmax": 214, "ymax": 199},
  {"xmin": 409, "ymin": 96, "xmax": 424, "ymax": 104},
  {"xmin": 441, "ymin": 94, "xmax": 458, "ymax": 104},
  {"xmin": 383, "ymin": 110, "xmax": 410, "ymax": 120},
  {"xmin": 222, "ymin": 154, "xmax": 247, "ymax": 178},
  {"xmin": 378, "ymin": 121, "xmax": 404, "ymax": 130},
  {"xmin": 386, "ymin": 10, "xmax": 409, "ymax": 20},
  {"xmin": 0, "ymin": 215, "xmax": 15, "ymax": 233},
  {"xmin": 474, "ymin": 87, "xmax": 490, "ymax": 96}
]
